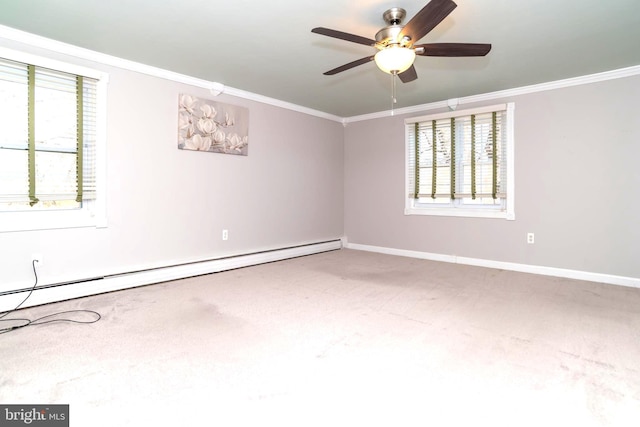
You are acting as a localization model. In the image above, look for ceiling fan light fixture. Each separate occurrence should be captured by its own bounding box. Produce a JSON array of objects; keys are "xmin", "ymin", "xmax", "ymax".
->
[{"xmin": 374, "ymin": 45, "xmax": 416, "ymax": 74}]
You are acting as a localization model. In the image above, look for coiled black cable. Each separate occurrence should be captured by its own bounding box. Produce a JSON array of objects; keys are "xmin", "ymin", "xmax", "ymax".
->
[{"xmin": 0, "ymin": 260, "xmax": 101, "ymax": 334}]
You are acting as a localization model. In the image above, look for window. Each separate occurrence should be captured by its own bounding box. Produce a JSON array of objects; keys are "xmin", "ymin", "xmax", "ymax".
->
[
  {"xmin": 405, "ymin": 103, "xmax": 514, "ymax": 220},
  {"xmin": 0, "ymin": 48, "xmax": 107, "ymax": 232}
]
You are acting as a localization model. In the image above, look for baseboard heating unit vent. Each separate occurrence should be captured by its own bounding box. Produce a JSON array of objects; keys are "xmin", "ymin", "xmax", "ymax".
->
[{"xmin": 0, "ymin": 239, "xmax": 342, "ymax": 312}]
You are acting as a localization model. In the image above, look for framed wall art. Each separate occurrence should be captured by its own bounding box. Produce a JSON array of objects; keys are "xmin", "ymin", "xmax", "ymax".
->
[{"xmin": 178, "ymin": 94, "xmax": 249, "ymax": 156}]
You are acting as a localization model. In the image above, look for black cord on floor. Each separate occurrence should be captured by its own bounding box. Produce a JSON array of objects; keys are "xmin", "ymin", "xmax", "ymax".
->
[{"xmin": 0, "ymin": 260, "xmax": 101, "ymax": 334}]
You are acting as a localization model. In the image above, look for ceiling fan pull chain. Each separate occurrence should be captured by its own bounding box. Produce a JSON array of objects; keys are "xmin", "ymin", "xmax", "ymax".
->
[
  {"xmin": 391, "ymin": 72, "xmax": 398, "ymax": 114},
  {"xmin": 393, "ymin": 72, "xmax": 397, "ymax": 104}
]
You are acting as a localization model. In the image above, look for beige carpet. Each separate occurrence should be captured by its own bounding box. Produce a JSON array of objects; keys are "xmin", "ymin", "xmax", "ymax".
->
[{"xmin": 1, "ymin": 249, "xmax": 639, "ymax": 426}]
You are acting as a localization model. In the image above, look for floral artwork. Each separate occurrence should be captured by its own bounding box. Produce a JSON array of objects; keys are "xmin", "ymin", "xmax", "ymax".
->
[{"xmin": 178, "ymin": 94, "xmax": 249, "ymax": 155}]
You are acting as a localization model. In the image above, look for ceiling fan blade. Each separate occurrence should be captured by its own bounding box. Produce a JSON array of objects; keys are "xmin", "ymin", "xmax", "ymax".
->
[
  {"xmin": 415, "ymin": 43, "xmax": 492, "ymax": 56},
  {"xmin": 398, "ymin": 0, "xmax": 457, "ymax": 44},
  {"xmin": 323, "ymin": 56, "xmax": 375, "ymax": 75},
  {"xmin": 399, "ymin": 65, "xmax": 418, "ymax": 83},
  {"xmin": 312, "ymin": 27, "xmax": 376, "ymax": 46}
]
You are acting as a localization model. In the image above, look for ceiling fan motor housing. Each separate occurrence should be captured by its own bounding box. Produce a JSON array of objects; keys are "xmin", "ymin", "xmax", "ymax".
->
[
  {"xmin": 376, "ymin": 8, "xmax": 412, "ymax": 48},
  {"xmin": 383, "ymin": 7, "xmax": 406, "ymax": 25}
]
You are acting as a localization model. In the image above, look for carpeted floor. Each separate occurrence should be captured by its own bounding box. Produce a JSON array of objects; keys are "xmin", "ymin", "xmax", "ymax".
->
[{"xmin": 1, "ymin": 249, "xmax": 640, "ymax": 426}]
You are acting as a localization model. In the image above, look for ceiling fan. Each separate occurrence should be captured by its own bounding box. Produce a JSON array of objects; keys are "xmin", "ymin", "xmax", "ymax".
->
[{"xmin": 311, "ymin": 0, "xmax": 491, "ymax": 83}]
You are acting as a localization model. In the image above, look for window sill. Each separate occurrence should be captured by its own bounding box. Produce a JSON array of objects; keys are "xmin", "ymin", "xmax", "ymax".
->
[
  {"xmin": 0, "ymin": 209, "xmax": 107, "ymax": 233},
  {"xmin": 405, "ymin": 207, "xmax": 515, "ymax": 220}
]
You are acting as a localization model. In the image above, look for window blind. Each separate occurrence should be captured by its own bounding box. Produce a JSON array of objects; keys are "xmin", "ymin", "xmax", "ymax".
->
[
  {"xmin": 407, "ymin": 106, "xmax": 507, "ymax": 202},
  {"xmin": 0, "ymin": 57, "xmax": 97, "ymax": 210}
]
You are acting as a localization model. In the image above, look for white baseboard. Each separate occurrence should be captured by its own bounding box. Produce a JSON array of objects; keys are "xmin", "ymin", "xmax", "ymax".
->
[
  {"xmin": 344, "ymin": 242, "xmax": 640, "ymax": 289},
  {"xmin": 0, "ymin": 240, "xmax": 342, "ymax": 313}
]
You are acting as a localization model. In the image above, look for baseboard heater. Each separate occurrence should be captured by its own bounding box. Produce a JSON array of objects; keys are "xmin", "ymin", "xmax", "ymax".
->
[{"xmin": 0, "ymin": 239, "xmax": 342, "ymax": 313}]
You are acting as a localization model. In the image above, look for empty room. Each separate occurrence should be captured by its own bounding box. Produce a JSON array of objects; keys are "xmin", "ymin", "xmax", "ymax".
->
[{"xmin": 1, "ymin": 1, "xmax": 639, "ymax": 426}]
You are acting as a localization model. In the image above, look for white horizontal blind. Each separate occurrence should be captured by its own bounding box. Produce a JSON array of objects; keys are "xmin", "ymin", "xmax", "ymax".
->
[
  {"xmin": 0, "ymin": 59, "xmax": 28, "ymax": 207},
  {"xmin": 0, "ymin": 57, "xmax": 97, "ymax": 211},
  {"xmin": 407, "ymin": 106, "xmax": 507, "ymax": 206}
]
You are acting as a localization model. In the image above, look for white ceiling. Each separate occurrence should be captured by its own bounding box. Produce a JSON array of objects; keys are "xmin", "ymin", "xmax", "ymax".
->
[{"xmin": 1, "ymin": 0, "xmax": 639, "ymax": 117}]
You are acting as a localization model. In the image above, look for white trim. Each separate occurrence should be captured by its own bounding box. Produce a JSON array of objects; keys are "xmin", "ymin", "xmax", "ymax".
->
[
  {"xmin": 0, "ymin": 47, "xmax": 109, "ymax": 233},
  {"xmin": 405, "ymin": 103, "xmax": 508, "ymax": 124},
  {"xmin": 345, "ymin": 242, "xmax": 640, "ymax": 289},
  {"xmin": 0, "ymin": 25, "xmax": 344, "ymax": 124},
  {"xmin": 0, "ymin": 46, "xmax": 104, "ymax": 80},
  {"xmin": 403, "ymin": 207, "xmax": 509, "ymax": 219},
  {"xmin": 505, "ymin": 102, "xmax": 515, "ymax": 220},
  {"xmin": 0, "ymin": 210, "xmax": 100, "ymax": 233},
  {"xmin": 345, "ymin": 65, "xmax": 640, "ymax": 123},
  {"xmin": 94, "ymin": 71, "xmax": 109, "ymax": 228},
  {"xmin": 221, "ymin": 86, "xmax": 343, "ymax": 123},
  {"xmin": 0, "ymin": 240, "xmax": 342, "ymax": 312},
  {"xmin": 2, "ymin": 24, "xmax": 639, "ymax": 125},
  {"xmin": 404, "ymin": 102, "xmax": 515, "ymax": 221}
]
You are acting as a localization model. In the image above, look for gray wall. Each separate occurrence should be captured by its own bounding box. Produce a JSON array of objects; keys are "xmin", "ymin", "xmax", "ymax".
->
[
  {"xmin": 0, "ymin": 43, "xmax": 344, "ymax": 293},
  {"xmin": 2, "ymin": 36, "xmax": 638, "ymax": 297},
  {"xmin": 344, "ymin": 75, "xmax": 640, "ymax": 278}
]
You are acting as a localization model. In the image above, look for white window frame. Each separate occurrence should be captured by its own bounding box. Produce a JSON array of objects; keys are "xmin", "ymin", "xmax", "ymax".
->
[
  {"xmin": 404, "ymin": 103, "xmax": 515, "ymax": 220},
  {"xmin": 0, "ymin": 47, "xmax": 108, "ymax": 232}
]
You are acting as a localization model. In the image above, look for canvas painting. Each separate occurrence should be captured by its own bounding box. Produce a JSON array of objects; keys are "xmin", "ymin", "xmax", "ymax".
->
[{"xmin": 178, "ymin": 94, "xmax": 249, "ymax": 156}]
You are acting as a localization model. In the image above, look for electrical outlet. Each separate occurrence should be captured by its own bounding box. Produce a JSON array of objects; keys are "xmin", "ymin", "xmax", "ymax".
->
[
  {"xmin": 222, "ymin": 229, "xmax": 229, "ymax": 241},
  {"xmin": 31, "ymin": 253, "xmax": 43, "ymax": 266},
  {"xmin": 527, "ymin": 233, "xmax": 535, "ymax": 244}
]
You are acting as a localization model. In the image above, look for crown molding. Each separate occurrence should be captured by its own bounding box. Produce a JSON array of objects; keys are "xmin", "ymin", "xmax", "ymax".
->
[
  {"xmin": 344, "ymin": 64, "xmax": 640, "ymax": 123},
  {"xmin": 1, "ymin": 24, "xmax": 638, "ymax": 126},
  {"xmin": 222, "ymin": 86, "xmax": 344, "ymax": 123},
  {"xmin": 0, "ymin": 25, "xmax": 344, "ymax": 124}
]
